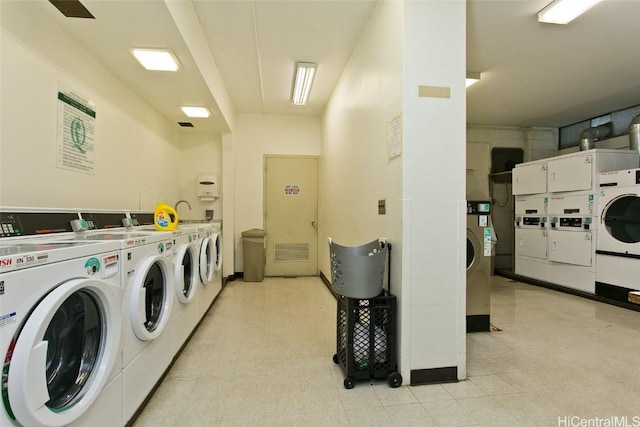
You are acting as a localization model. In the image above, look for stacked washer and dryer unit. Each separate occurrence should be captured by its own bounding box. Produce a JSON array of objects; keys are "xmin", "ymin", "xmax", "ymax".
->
[
  {"xmin": 597, "ymin": 168, "xmax": 640, "ymax": 304},
  {"xmin": 513, "ymin": 149, "xmax": 639, "ymax": 294},
  {"xmin": 0, "ymin": 210, "xmax": 125, "ymax": 427}
]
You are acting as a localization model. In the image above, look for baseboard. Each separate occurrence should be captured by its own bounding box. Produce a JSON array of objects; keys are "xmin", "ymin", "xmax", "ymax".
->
[
  {"xmin": 410, "ymin": 367, "xmax": 458, "ymax": 385},
  {"xmin": 496, "ymin": 270, "xmax": 640, "ymax": 313},
  {"xmin": 320, "ymin": 271, "xmax": 338, "ymax": 300},
  {"xmin": 466, "ymin": 314, "xmax": 490, "ymax": 333}
]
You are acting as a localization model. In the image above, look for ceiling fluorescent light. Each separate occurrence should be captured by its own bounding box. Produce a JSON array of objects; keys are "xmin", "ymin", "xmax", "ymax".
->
[
  {"xmin": 538, "ymin": 0, "xmax": 602, "ymax": 25},
  {"xmin": 132, "ymin": 49, "xmax": 180, "ymax": 71},
  {"xmin": 292, "ymin": 62, "xmax": 317, "ymax": 105},
  {"xmin": 466, "ymin": 72, "xmax": 481, "ymax": 88},
  {"xmin": 181, "ymin": 106, "xmax": 211, "ymax": 118}
]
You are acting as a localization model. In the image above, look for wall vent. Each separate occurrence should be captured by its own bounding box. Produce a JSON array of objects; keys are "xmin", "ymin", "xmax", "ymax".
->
[
  {"xmin": 178, "ymin": 122, "xmax": 194, "ymax": 127},
  {"xmin": 275, "ymin": 243, "xmax": 309, "ymax": 262}
]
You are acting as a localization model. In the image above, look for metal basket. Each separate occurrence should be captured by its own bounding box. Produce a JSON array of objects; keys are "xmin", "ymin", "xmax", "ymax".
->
[{"xmin": 328, "ymin": 237, "xmax": 388, "ymax": 299}]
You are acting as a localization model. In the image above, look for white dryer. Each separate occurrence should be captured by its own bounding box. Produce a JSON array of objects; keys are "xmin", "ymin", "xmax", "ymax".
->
[
  {"xmin": 0, "ymin": 238, "xmax": 123, "ymax": 427},
  {"xmin": 596, "ymin": 168, "xmax": 640, "ymax": 303}
]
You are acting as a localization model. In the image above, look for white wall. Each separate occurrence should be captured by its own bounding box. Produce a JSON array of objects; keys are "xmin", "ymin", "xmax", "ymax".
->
[
  {"xmin": 177, "ymin": 133, "xmax": 223, "ymax": 220},
  {"xmin": 467, "ymin": 125, "xmax": 558, "ymax": 165},
  {"xmin": 320, "ymin": 0, "xmax": 403, "ymax": 282},
  {"xmin": 232, "ymin": 113, "xmax": 322, "ymax": 272},
  {"xmin": 401, "ymin": 1, "xmax": 467, "ymax": 381},
  {"xmin": 0, "ymin": 1, "xmax": 181, "ymax": 209}
]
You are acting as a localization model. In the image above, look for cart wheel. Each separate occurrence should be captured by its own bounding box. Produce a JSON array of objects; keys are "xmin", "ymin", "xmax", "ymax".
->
[
  {"xmin": 332, "ymin": 353, "xmax": 339, "ymax": 364},
  {"xmin": 387, "ymin": 372, "xmax": 402, "ymax": 388},
  {"xmin": 343, "ymin": 377, "xmax": 355, "ymax": 389}
]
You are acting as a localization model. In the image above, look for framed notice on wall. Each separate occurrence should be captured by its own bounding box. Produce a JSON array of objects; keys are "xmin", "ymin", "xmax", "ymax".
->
[
  {"xmin": 387, "ymin": 112, "xmax": 402, "ymax": 159},
  {"xmin": 56, "ymin": 83, "xmax": 96, "ymax": 175}
]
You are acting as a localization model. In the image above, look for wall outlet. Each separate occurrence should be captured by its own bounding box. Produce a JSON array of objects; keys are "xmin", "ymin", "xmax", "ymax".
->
[{"xmin": 378, "ymin": 199, "xmax": 386, "ymax": 215}]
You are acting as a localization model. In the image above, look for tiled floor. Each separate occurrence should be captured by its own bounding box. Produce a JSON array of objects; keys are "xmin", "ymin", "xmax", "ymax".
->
[{"xmin": 134, "ymin": 275, "xmax": 640, "ymax": 426}]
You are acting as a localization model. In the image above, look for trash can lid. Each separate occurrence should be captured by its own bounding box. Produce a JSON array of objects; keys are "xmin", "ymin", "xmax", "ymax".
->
[{"xmin": 242, "ymin": 228, "xmax": 266, "ymax": 237}]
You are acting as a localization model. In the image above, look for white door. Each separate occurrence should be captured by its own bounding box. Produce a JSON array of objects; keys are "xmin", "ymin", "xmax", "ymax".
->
[{"xmin": 264, "ymin": 156, "xmax": 318, "ymax": 276}]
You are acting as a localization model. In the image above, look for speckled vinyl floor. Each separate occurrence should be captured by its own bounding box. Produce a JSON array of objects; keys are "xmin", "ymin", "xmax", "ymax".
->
[{"xmin": 134, "ymin": 275, "xmax": 640, "ymax": 426}]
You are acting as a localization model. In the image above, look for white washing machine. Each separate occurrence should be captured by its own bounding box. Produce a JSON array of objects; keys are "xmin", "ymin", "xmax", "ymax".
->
[
  {"xmin": 0, "ymin": 238, "xmax": 123, "ymax": 427},
  {"xmin": 129, "ymin": 212, "xmax": 222, "ymax": 348},
  {"xmin": 466, "ymin": 201, "xmax": 492, "ymax": 332},
  {"xmin": 596, "ymin": 168, "xmax": 640, "ymax": 303},
  {"xmin": 167, "ymin": 227, "xmax": 200, "ymax": 355},
  {"xmin": 44, "ymin": 228, "xmax": 176, "ymax": 425},
  {"xmin": 194, "ymin": 223, "xmax": 222, "ymax": 321}
]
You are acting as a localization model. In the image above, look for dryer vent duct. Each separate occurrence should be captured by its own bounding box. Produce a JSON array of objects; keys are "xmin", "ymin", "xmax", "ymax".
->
[
  {"xmin": 579, "ymin": 124, "xmax": 611, "ymax": 151},
  {"xmin": 629, "ymin": 114, "xmax": 640, "ymax": 154}
]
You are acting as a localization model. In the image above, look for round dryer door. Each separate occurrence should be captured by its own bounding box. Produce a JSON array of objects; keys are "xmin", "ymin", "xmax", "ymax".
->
[
  {"xmin": 467, "ymin": 228, "xmax": 482, "ymax": 277},
  {"xmin": 129, "ymin": 255, "xmax": 174, "ymax": 340},
  {"xmin": 199, "ymin": 236, "xmax": 216, "ymax": 285},
  {"xmin": 213, "ymin": 232, "xmax": 222, "ymax": 272},
  {"xmin": 174, "ymin": 244, "xmax": 198, "ymax": 304},
  {"xmin": 6, "ymin": 279, "xmax": 121, "ymax": 427},
  {"xmin": 602, "ymin": 194, "xmax": 640, "ymax": 246}
]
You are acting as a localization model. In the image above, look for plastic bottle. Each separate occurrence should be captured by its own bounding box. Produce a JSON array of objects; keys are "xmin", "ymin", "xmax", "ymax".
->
[{"xmin": 154, "ymin": 202, "xmax": 178, "ymax": 231}]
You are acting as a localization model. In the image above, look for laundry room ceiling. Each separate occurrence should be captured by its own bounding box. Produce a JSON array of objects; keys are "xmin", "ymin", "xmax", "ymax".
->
[{"xmin": 33, "ymin": 0, "xmax": 640, "ymax": 134}]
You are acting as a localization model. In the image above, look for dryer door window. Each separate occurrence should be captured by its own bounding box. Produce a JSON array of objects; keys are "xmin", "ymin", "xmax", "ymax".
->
[
  {"xmin": 44, "ymin": 290, "xmax": 101, "ymax": 410},
  {"xmin": 5, "ymin": 279, "xmax": 121, "ymax": 427},
  {"xmin": 175, "ymin": 244, "xmax": 197, "ymax": 304},
  {"xmin": 603, "ymin": 195, "xmax": 640, "ymax": 244},
  {"xmin": 130, "ymin": 255, "xmax": 173, "ymax": 341},
  {"xmin": 199, "ymin": 237, "xmax": 215, "ymax": 285},
  {"xmin": 144, "ymin": 262, "xmax": 165, "ymax": 332},
  {"xmin": 467, "ymin": 229, "xmax": 482, "ymax": 276},
  {"xmin": 213, "ymin": 232, "xmax": 222, "ymax": 272}
]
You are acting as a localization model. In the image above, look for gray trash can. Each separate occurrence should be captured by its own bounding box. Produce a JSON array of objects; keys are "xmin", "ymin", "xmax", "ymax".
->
[{"xmin": 242, "ymin": 229, "xmax": 266, "ymax": 282}]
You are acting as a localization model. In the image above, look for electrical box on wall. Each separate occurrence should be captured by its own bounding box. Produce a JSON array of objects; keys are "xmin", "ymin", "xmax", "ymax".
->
[{"xmin": 197, "ymin": 173, "xmax": 219, "ymax": 200}]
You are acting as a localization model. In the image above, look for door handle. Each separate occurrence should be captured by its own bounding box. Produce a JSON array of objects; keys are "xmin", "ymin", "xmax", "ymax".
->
[{"xmin": 311, "ymin": 221, "xmax": 317, "ymax": 227}]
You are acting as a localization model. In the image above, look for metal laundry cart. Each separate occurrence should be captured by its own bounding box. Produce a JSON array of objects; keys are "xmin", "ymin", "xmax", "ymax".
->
[{"xmin": 328, "ymin": 237, "xmax": 402, "ymax": 389}]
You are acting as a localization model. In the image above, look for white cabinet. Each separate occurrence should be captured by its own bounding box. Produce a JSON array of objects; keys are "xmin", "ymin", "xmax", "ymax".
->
[
  {"xmin": 516, "ymin": 229, "xmax": 547, "ymax": 259},
  {"xmin": 548, "ymin": 230, "xmax": 593, "ymax": 267},
  {"xmin": 547, "ymin": 154, "xmax": 593, "ymax": 193},
  {"xmin": 513, "ymin": 163, "xmax": 547, "ymax": 195}
]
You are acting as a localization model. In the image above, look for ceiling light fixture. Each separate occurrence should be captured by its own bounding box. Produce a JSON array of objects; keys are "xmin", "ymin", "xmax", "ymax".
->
[
  {"xmin": 466, "ymin": 72, "xmax": 481, "ymax": 88},
  {"xmin": 131, "ymin": 49, "xmax": 180, "ymax": 71},
  {"xmin": 181, "ymin": 106, "xmax": 211, "ymax": 118},
  {"xmin": 291, "ymin": 62, "xmax": 317, "ymax": 105},
  {"xmin": 538, "ymin": 0, "xmax": 602, "ymax": 25}
]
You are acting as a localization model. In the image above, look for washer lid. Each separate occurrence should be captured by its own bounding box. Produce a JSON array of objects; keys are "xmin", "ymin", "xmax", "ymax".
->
[{"xmin": 7, "ymin": 278, "xmax": 121, "ymax": 427}]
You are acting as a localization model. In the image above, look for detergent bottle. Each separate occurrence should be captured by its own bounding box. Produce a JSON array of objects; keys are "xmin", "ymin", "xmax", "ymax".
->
[{"xmin": 154, "ymin": 202, "xmax": 179, "ymax": 231}]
